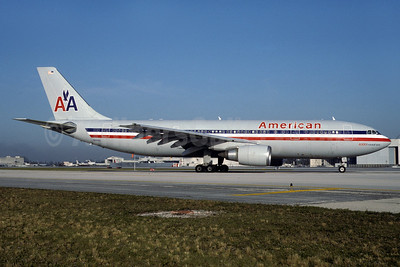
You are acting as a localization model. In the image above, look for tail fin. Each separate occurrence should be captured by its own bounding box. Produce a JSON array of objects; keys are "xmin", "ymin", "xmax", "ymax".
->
[{"xmin": 37, "ymin": 67, "xmax": 110, "ymax": 121}]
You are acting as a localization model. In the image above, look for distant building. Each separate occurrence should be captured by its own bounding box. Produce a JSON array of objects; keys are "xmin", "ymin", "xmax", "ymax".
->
[
  {"xmin": 105, "ymin": 156, "xmax": 124, "ymax": 166},
  {"xmin": 0, "ymin": 156, "xmax": 25, "ymax": 167},
  {"xmin": 310, "ymin": 159, "xmax": 333, "ymax": 167}
]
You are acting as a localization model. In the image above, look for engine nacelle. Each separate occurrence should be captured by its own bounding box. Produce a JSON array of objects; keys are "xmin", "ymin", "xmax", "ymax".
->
[{"xmin": 221, "ymin": 145, "xmax": 272, "ymax": 166}]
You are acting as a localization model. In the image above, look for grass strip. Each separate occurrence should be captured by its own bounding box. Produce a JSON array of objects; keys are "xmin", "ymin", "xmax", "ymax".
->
[{"xmin": 0, "ymin": 187, "xmax": 399, "ymax": 266}]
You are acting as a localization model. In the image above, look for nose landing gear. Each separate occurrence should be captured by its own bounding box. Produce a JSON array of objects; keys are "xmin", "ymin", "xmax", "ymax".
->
[{"xmin": 337, "ymin": 157, "xmax": 347, "ymax": 173}]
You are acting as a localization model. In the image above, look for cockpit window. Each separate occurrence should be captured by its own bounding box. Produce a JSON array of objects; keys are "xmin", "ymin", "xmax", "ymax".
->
[
  {"xmin": 372, "ymin": 130, "xmax": 377, "ymax": 134},
  {"xmin": 367, "ymin": 130, "xmax": 372, "ymax": 134}
]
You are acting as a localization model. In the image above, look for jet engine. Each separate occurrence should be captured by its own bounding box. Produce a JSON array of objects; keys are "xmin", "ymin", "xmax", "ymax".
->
[{"xmin": 220, "ymin": 145, "xmax": 272, "ymax": 166}]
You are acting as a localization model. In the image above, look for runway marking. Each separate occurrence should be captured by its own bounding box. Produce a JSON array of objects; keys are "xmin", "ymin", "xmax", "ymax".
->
[{"xmin": 232, "ymin": 188, "xmax": 343, "ymax": 196}]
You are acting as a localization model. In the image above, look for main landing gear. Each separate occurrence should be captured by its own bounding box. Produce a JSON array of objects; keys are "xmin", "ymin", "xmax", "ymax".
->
[
  {"xmin": 195, "ymin": 153, "xmax": 229, "ymax": 172},
  {"xmin": 195, "ymin": 164, "xmax": 229, "ymax": 172}
]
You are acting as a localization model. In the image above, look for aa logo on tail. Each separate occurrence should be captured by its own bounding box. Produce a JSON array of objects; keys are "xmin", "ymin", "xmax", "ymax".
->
[{"xmin": 54, "ymin": 90, "xmax": 78, "ymax": 112}]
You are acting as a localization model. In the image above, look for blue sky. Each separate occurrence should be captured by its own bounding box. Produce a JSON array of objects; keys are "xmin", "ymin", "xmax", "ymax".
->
[{"xmin": 1, "ymin": 1, "xmax": 399, "ymax": 161}]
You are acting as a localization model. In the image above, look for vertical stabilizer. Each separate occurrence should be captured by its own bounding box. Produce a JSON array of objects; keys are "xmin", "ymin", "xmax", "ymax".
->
[{"xmin": 37, "ymin": 67, "xmax": 110, "ymax": 121}]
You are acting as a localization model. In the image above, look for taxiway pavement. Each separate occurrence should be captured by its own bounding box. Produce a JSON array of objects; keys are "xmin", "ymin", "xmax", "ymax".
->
[{"xmin": 0, "ymin": 168, "xmax": 399, "ymax": 213}]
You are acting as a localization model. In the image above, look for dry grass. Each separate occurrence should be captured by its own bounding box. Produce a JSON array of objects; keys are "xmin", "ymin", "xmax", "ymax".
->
[{"xmin": 0, "ymin": 187, "xmax": 399, "ymax": 266}]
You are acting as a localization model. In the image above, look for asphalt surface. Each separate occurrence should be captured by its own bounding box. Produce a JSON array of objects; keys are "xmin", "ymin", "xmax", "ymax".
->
[{"xmin": 0, "ymin": 168, "xmax": 399, "ymax": 213}]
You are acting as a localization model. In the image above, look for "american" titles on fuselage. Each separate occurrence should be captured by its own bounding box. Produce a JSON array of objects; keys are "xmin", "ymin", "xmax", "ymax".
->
[{"xmin": 259, "ymin": 122, "xmax": 321, "ymax": 129}]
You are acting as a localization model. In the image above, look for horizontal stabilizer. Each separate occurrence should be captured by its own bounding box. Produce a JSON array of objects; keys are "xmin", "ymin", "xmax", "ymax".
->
[{"xmin": 14, "ymin": 118, "xmax": 77, "ymax": 134}]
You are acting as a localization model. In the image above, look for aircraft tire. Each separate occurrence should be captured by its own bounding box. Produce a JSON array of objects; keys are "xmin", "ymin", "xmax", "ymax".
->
[
  {"xmin": 206, "ymin": 165, "xmax": 216, "ymax": 172},
  {"xmin": 195, "ymin": 165, "xmax": 204, "ymax": 172},
  {"xmin": 338, "ymin": 166, "xmax": 346, "ymax": 173}
]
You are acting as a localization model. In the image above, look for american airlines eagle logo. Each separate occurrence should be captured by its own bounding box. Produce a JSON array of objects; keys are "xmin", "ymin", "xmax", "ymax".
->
[{"xmin": 54, "ymin": 90, "xmax": 78, "ymax": 112}]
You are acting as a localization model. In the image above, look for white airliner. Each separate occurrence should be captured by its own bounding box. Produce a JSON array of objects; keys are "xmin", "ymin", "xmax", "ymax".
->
[{"xmin": 15, "ymin": 67, "xmax": 391, "ymax": 173}]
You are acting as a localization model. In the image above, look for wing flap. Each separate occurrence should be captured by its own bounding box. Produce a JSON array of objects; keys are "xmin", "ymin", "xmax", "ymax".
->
[{"xmin": 120, "ymin": 122, "xmax": 254, "ymax": 153}]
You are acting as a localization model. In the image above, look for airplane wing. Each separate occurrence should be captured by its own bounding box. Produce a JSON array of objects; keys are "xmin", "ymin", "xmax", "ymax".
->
[
  {"xmin": 14, "ymin": 118, "xmax": 77, "ymax": 134},
  {"xmin": 121, "ymin": 122, "xmax": 254, "ymax": 156}
]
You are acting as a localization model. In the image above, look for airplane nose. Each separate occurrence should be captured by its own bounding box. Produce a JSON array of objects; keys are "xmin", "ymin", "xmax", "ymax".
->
[{"xmin": 382, "ymin": 135, "xmax": 391, "ymax": 147}]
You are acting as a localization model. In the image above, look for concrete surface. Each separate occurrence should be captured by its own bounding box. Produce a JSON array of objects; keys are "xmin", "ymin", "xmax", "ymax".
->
[{"xmin": 0, "ymin": 168, "xmax": 399, "ymax": 213}]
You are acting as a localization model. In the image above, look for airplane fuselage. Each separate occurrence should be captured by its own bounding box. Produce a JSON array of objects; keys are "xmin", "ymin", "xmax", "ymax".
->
[{"xmin": 66, "ymin": 119, "xmax": 390, "ymax": 159}]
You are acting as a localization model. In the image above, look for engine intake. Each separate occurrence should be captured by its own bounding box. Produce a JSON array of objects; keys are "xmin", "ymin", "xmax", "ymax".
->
[{"xmin": 220, "ymin": 145, "xmax": 272, "ymax": 166}]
